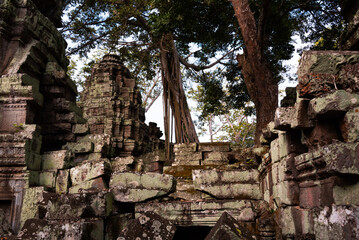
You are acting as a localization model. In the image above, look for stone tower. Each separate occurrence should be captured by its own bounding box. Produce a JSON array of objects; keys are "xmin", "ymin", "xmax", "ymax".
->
[{"xmin": 79, "ymin": 54, "xmax": 163, "ymax": 157}]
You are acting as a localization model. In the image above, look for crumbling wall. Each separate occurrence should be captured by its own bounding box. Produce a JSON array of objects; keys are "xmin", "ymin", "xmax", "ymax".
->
[
  {"xmin": 0, "ymin": 0, "xmax": 82, "ymax": 234},
  {"xmin": 260, "ymin": 51, "xmax": 359, "ymax": 239}
]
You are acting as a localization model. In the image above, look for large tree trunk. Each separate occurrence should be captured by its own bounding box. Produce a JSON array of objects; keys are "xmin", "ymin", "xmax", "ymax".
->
[
  {"xmin": 231, "ymin": 0, "xmax": 278, "ymax": 145},
  {"xmin": 159, "ymin": 33, "xmax": 199, "ymax": 158}
]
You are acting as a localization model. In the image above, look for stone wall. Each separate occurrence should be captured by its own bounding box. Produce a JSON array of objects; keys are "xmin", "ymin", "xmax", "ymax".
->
[
  {"xmin": 0, "ymin": 0, "xmax": 81, "ymax": 234},
  {"xmin": 260, "ymin": 50, "xmax": 359, "ymax": 239}
]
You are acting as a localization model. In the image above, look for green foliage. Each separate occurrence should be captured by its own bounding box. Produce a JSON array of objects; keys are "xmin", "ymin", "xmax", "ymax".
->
[
  {"xmin": 13, "ymin": 123, "xmax": 25, "ymax": 132},
  {"xmin": 61, "ymin": 0, "xmax": 342, "ymax": 139},
  {"xmin": 188, "ymin": 76, "xmax": 255, "ymax": 146},
  {"xmin": 312, "ymin": 22, "xmax": 346, "ymax": 50}
]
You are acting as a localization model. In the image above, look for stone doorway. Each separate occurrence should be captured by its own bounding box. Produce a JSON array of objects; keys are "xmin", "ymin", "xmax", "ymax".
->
[{"xmin": 173, "ymin": 226, "xmax": 212, "ymax": 240}]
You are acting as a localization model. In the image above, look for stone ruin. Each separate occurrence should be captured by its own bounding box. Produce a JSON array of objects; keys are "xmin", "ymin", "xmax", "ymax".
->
[{"xmin": 0, "ymin": 0, "xmax": 358, "ymax": 239}]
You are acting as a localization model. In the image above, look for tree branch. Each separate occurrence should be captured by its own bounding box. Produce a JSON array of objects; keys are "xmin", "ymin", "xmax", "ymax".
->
[
  {"xmin": 145, "ymin": 92, "xmax": 161, "ymax": 112},
  {"xmin": 178, "ymin": 48, "xmax": 237, "ymax": 71},
  {"xmin": 143, "ymin": 71, "xmax": 160, "ymax": 104}
]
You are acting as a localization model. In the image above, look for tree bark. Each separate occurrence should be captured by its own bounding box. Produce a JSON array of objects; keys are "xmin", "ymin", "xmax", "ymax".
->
[
  {"xmin": 230, "ymin": 0, "xmax": 278, "ymax": 145},
  {"xmin": 159, "ymin": 33, "xmax": 199, "ymax": 158}
]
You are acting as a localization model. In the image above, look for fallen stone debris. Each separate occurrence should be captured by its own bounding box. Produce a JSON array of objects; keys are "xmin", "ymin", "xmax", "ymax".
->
[{"xmin": 0, "ymin": 0, "xmax": 358, "ymax": 239}]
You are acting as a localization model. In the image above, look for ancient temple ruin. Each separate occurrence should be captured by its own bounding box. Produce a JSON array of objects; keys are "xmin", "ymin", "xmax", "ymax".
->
[{"xmin": 0, "ymin": 0, "xmax": 359, "ymax": 239}]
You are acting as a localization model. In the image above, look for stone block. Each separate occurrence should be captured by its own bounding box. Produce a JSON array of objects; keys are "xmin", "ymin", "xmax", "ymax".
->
[
  {"xmin": 163, "ymin": 165, "xmax": 211, "ymax": 179},
  {"xmin": 25, "ymin": 152, "xmax": 42, "ymax": 170},
  {"xmin": 42, "ymin": 150, "xmax": 72, "ymax": 170},
  {"xmin": 29, "ymin": 171, "xmax": 40, "ymax": 186},
  {"xmin": 274, "ymin": 107, "xmax": 295, "ymax": 130},
  {"xmin": 198, "ymin": 142, "xmax": 230, "ymax": 152},
  {"xmin": 271, "ymin": 162, "xmax": 286, "ymax": 185},
  {"xmin": 20, "ymin": 187, "xmax": 45, "ymax": 228},
  {"xmin": 73, "ymin": 124, "xmax": 89, "ymax": 134},
  {"xmin": 278, "ymin": 131, "xmax": 307, "ymax": 159},
  {"xmin": 302, "ymin": 120, "xmax": 342, "ymax": 150},
  {"xmin": 204, "ymin": 212, "xmax": 255, "ymax": 240},
  {"xmin": 295, "ymin": 142, "xmax": 359, "ymax": 178},
  {"xmin": 173, "ymin": 152, "xmax": 202, "ymax": 166},
  {"xmin": 168, "ymin": 178, "xmax": 204, "ymax": 201},
  {"xmin": 262, "ymin": 121, "xmax": 279, "ymax": 142},
  {"xmin": 340, "ymin": 107, "xmax": 359, "ymax": 142},
  {"xmin": 174, "ymin": 142, "xmax": 198, "ymax": 152},
  {"xmin": 273, "ymin": 181, "xmax": 299, "ymax": 206},
  {"xmin": 333, "ymin": 181, "xmax": 359, "ymax": 205},
  {"xmin": 111, "ymin": 156, "xmax": 135, "ymax": 172},
  {"xmin": 291, "ymin": 98, "xmax": 314, "ymax": 129},
  {"xmin": 44, "ymin": 191, "xmax": 112, "ymax": 219},
  {"xmin": 270, "ymin": 138, "xmax": 280, "ymax": 163},
  {"xmin": 252, "ymin": 146, "xmax": 270, "ymax": 158},
  {"xmin": 56, "ymin": 169, "xmax": 70, "ymax": 194},
  {"xmin": 193, "ymin": 182, "xmax": 261, "ymax": 200},
  {"xmin": 105, "ymin": 213, "xmax": 133, "ymax": 240},
  {"xmin": 19, "ymin": 218, "xmax": 104, "ymax": 240},
  {"xmin": 70, "ymin": 158, "xmax": 111, "ymax": 186},
  {"xmin": 298, "ymin": 51, "xmax": 359, "ymax": 98},
  {"xmin": 281, "ymin": 87, "xmax": 297, "ymax": 107},
  {"xmin": 110, "ymin": 172, "xmax": 176, "ymax": 202},
  {"xmin": 87, "ymin": 134, "xmax": 111, "ymax": 153},
  {"xmin": 280, "ymin": 207, "xmax": 314, "ymax": 237},
  {"xmin": 39, "ymin": 171, "xmax": 56, "ymax": 188},
  {"xmin": 299, "ymin": 181, "xmax": 321, "ymax": 208},
  {"xmin": 69, "ymin": 177, "xmax": 107, "ymax": 194},
  {"xmin": 117, "ymin": 212, "xmax": 176, "ymax": 240},
  {"xmin": 314, "ymin": 205, "xmax": 359, "ymax": 240},
  {"xmin": 193, "ymin": 169, "xmax": 259, "ymax": 185},
  {"xmin": 88, "ymin": 153, "xmax": 102, "ymax": 160},
  {"xmin": 200, "ymin": 170, "xmax": 260, "ymax": 200},
  {"xmin": 308, "ymin": 90, "xmax": 359, "ymax": 119},
  {"xmin": 135, "ymin": 200, "xmax": 261, "ymax": 226},
  {"xmin": 65, "ymin": 141, "xmax": 94, "ymax": 154},
  {"xmin": 202, "ymin": 152, "xmax": 228, "ymax": 165}
]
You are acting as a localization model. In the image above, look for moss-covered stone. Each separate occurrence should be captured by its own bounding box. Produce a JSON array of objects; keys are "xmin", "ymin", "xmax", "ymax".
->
[
  {"xmin": 298, "ymin": 51, "xmax": 359, "ymax": 98},
  {"xmin": 70, "ymin": 158, "xmax": 111, "ymax": 185},
  {"xmin": 19, "ymin": 187, "xmax": 45, "ymax": 228},
  {"xmin": 192, "ymin": 169, "xmax": 261, "ymax": 200},
  {"xmin": 308, "ymin": 90, "xmax": 359, "ymax": 119},
  {"xmin": 340, "ymin": 107, "xmax": 359, "ymax": 142},
  {"xmin": 110, "ymin": 172, "xmax": 176, "ymax": 202},
  {"xmin": 42, "ymin": 150, "xmax": 73, "ymax": 170},
  {"xmin": 68, "ymin": 177, "xmax": 107, "ymax": 194},
  {"xmin": 56, "ymin": 169, "xmax": 70, "ymax": 194},
  {"xmin": 135, "ymin": 200, "xmax": 262, "ymax": 227},
  {"xmin": 39, "ymin": 171, "xmax": 56, "ymax": 189}
]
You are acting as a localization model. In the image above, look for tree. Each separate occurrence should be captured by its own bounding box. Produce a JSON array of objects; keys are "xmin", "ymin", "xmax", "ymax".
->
[
  {"xmin": 229, "ymin": 0, "xmax": 342, "ymax": 144},
  {"xmin": 189, "ymin": 84, "xmax": 255, "ymax": 146},
  {"xmin": 62, "ymin": 0, "xmax": 200, "ymax": 158},
  {"xmin": 62, "ymin": 0, "xmax": 342, "ymax": 147},
  {"xmin": 62, "ymin": 0, "xmax": 246, "ymax": 154}
]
